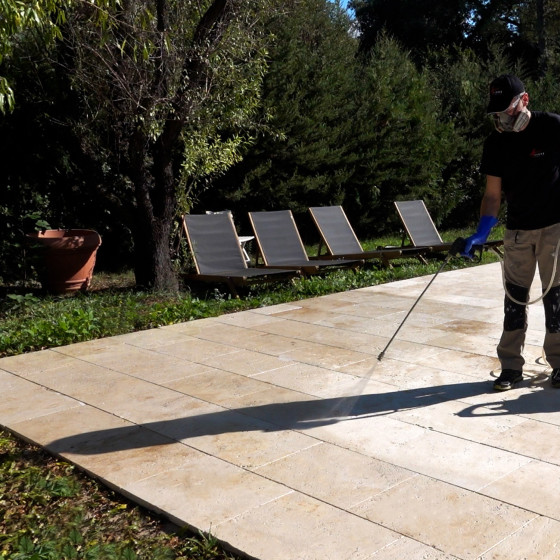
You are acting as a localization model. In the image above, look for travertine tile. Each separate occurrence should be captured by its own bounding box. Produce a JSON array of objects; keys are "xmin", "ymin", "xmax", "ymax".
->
[
  {"xmin": 52, "ymin": 337, "xmax": 126, "ymax": 357},
  {"xmin": 10, "ymin": 405, "xmax": 142, "ymax": 449},
  {"xmin": 251, "ymin": 303, "xmax": 304, "ymax": 315},
  {"xmin": 11, "ymin": 361, "xmax": 151, "ymax": 404},
  {"xmin": 373, "ymin": 429, "xmax": 531, "ymax": 491},
  {"xmin": 369, "ymin": 338, "xmax": 452, "ymax": 363},
  {"xmin": 254, "ymin": 442, "xmax": 417, "ymax": 509},
  {"xmin": 253, "ymin": 361, "xmax": 395, "ymax": 399},
  {"xmin": 231, "ymin": 332, "xmax": 312, "ymax": 355},
  {"xmin": 252, "ymin": 316, "xmax": 376, "ymax": 347},
  {"xmin": 485, "ymin": 417, "xmax": 560, "ymax": 465},
  {"xmin": 151, "ymin": 338, "xmax": 240, "ymax": 363},
  {"xmin": 307, "ymin": 414, "xmax": 531, "ymax": 490},
  {"xmin": 214, "ymin": 492, "xmax": 400, "ymax": 560},
  {"xmin": 413, "ymin": 348, "xmax": 501, "ymax": 377},
  {"xmin": 277, "ymin": 341, "xmax": 371, "ymax": 369},
  {"xmin": 124, "ymin": 455, "xmax": 293, "ymax": 530},
  {"xmin": 0, "ymin": 369, "xmax": 81, "ymax": 425},
  {"xmin": 216, "ymin": 310, "xmax": 281, "ymax": 327},
  {"xmin": 342, "ymin": 358, "xmax": 484, "ymax": 391},
  {"xmin": 148, "ymin": 316, "xmax": 220, "ymax": 335},
  {"xmin": 3, "ymin": 263, "xmax": 558, "ymax": 560},
  {"xmin": 64, "ymin": 436, "xmax": 198, "ymax": 489},
  {"xmin": 54, "ymin": 332, "xmax": 183, "ymax": 355},
  {"xmin": 108, "ymin": 328, "xmax": 196, "ymax": 349},
  {"xmin": 149, "ymin": 405, "xmax": 319, "ymax": 469},
  {"xmin": 9, "ymin": 405, "xmax": 195, "ymax": 487},
  {"xmin": 201, "ymin": 349, "xmax": 292, "ymax": 376},
  {"xmin": 0, "ymin": 349, "xmax": 75, "ymax": 375},
  {"xmin": 460, "ymin": 384, "xmax": 560, "ymax": 427},
  {"xmin": 425, "ymin": 331, "xmax": 501, "ymax": 358},
  {"xmin": 182, "ymin": 322, "xmax": 268, "ymax": 347},
  {"xmin": 482, "ymin": 460, "xmax": 560, "ymax": 519},
  {"xmin": 478, "ymin": 516, "xmax": 560, "ymax": 559},
  {"xmin": 66, "ymin": 343, "xmax": 201, "ymax": 379},
  {"xmin": 125, "ymin": 393, "xmax": 225, "ymax": 425},
  {"xmin": 393, "ymin": 398, "xmax": 528, "ymax": 443},
  {"xmin": 305, "ymin": 413, "xmax": 427, "ymax": 457},
  {"xmin": 352, "ymin": 476, "xmax": 536, "ymax": 560},
  {"xmin": 369, "ymin": 536, "xmax": 461, "ymax": 559},
  {"xmin": 39, "ymin": 362, "xmax": 208, "ymax": 420},
  {"xmin": 165, "ymin": 369, "xmax": 281, "ymax": 404},
  {"xmin": 263, "ymin": 306, "xmax": 344, "ymax": 324},
  {"xmin": 224, "ymin": 385, "xmax": 353, "ymax": 426}
]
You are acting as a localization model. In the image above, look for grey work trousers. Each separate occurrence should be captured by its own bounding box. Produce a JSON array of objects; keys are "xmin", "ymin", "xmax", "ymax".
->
[{"xmin": 498, "ymin": 223, "xmax": 560, "ymax": 370}]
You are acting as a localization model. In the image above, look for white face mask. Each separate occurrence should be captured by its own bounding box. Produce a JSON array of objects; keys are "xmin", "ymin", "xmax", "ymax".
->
[
  {"xmin": 491, "ymin": 109, "xmax": 530, "ymax": 133},
  {"xmin": 490, "ymin": 93, "xmax": 529, "ymax": 133}
]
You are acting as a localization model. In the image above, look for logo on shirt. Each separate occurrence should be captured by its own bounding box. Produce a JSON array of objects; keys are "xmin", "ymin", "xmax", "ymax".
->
[{"xmin": 529, "ymin": 148, "xmax": 545, "ymax": 158}]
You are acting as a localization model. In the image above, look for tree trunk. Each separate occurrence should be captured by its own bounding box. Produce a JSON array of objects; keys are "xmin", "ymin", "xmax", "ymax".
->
[
  {"xmin": 128, "ymin": 128, "xmax": 179, "ymax": 292},
  {"xmin": 132, "ymin": 213, "xmax": 178, "ymax": 292}
]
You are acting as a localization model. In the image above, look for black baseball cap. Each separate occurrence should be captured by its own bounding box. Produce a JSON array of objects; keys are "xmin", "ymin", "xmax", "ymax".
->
[{"xmin": 487, "ymin": 74, "xmax": 525, "ymax": 113}]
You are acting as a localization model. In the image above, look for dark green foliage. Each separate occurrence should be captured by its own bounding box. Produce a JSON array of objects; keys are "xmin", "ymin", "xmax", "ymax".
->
[
  {"xmin": 351, "ymin": 0, "xmax": 559, "ymax": 76},
  {"xmin": 351, "ymin": 0, "xmax": 470, "ymax": 59},
  {"xmin": 0, "ymin": 429, "xmax": 240, "ymax": 559},
  {"xmin": 0, "ymin": 34, "xmax": 135, "ymax": 280},
  {"xmin": 3, "ymin": 0, "xmax": 560, "ymax": 289},
  {"xmin": 345, "ymin": 36, "xmax": 455, "ymax": 235},
  {"xmin": 197, "ymin": 2, "xmax": 455, "ymax": 239},
  {"xmin": 424, "ymin": 46, "xmax": 513, "ymax": 228},
  {"xmin": 196, "ymin": 0, "xmax": 359, "ymax": 235}
]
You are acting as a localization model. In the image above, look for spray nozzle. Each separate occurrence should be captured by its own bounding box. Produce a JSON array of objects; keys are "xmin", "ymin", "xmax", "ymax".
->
[{"xmin": 449, "ymin": 237, "xmax": 467, "ymax": 257}]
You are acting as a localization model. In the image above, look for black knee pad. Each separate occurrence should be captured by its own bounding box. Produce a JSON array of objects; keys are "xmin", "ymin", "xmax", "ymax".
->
[
  {"xmin": 544, "ymin": 285, "xmax": 560, "ymax": 333},
  {"xmin": 504, "ymin": 282, "xmax": 529, "ymax": 331}
]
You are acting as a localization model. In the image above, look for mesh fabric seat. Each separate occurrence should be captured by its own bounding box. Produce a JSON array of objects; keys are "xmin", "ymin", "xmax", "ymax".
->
[
  {"xmin": 309, "ymin": 205, "xmax": 425, "ymax": 267},
  {"xmin": 394, "ymin": 200, "xmax": 453, "ymax": 251},
  {"xmin": 248, "ymin": 209, "xmax": 363, "ymax": 275},
  {"xmin": 182, "ymin": 213, "xmax": 298, "ymax": 297},
  {"xmin": 394, "ymin": 200, "xmax": 503, "ymax": 259}
]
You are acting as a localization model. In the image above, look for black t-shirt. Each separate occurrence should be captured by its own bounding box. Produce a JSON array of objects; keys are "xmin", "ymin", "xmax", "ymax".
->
[{"xmin": 480, "ymin": 111, "xmax": 560, "ymax": 230}]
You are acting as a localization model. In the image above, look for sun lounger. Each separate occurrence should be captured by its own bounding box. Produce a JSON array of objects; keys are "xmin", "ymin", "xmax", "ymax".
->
[
  {"xmin": 394, "ymin": 200, "xmax": 503, "ymax": 259},
  {"xmin": 248, "ymin": 209, "xmax": 363, "ymax": 275},
  {"xmin": 182, "ymin": 213, "xmax": 299, "ymax": 297},
  {"xmin": 309, "ymin": 205, "xmax": 426, "ymax": 267},
  {"xmin": 394, "ymin": 200, "xmax": 454, "ymax": 252}
]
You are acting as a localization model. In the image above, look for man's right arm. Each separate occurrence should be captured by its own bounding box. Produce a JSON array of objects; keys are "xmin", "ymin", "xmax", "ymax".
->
[
  {"xmin": 459, "ymin": 175, "xmax": 502, "ymax": 257},
  {"xmin": 480, "ymin": 175, "xmax": 502, "ymax": 217}
]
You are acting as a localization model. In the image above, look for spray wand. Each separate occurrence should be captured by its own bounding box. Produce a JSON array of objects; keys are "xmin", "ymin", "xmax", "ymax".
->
[{"xmin": 377, "ymin": 237, "xmax": 468, "ymax": 362}]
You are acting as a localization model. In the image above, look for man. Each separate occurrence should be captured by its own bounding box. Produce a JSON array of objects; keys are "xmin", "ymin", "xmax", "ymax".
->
[{"xmin": 462, "ymin": 74, "xmax": 560, "ymax": 391}]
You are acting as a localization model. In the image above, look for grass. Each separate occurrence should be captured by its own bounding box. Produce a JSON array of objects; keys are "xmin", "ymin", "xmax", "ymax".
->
[
  {"xmin": 0, "ymin": 231, "xmax": 504, "ymax": 359},
  {"xmin": 0, "ymin": 230, "xmax": 503, "ymax": 559},
  {"xmin": 0, "ymin": 429, "xmax": 240, "ymax": 560}
]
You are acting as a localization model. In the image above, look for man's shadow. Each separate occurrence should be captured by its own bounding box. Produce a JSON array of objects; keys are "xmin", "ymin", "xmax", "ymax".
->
[
  {"xmin": 45, "ymin": 375, "xmax": 541, "ymax": 456},
  {"xmin": 458, "ymin": 372, "xmax": 557, "ymax": 418}
]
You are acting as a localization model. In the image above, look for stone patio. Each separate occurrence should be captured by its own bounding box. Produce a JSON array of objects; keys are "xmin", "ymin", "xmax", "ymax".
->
[{"xmin": 2, "ymin": 262, "xmax": 560, "ymax": 559}]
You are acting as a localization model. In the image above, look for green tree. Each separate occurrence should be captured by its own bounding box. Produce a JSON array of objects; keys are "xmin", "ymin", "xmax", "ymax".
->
[
  {"xmin": 426, "ymin": 46, "xmax": 513, "ymax": 227},
  {"xmin": 201, "ymin": 3, "xmax": 456, "ymax": 238},
  {"xmin": 0, "ymin": 0, "xmax": 66, "ymax": 112},
  {"xmin": 351, "ymin": 0, "xmax": 560, "ymax": 76},
  {"xmin": 52, "ymin": 0, "xmax": 273, "ymax": 290},
  {"xmin": 348, "ymin": 35, "xmax": 456, "ymax": 234},
  {"xmin": 197, "ymin": 0, "xmax": 359, "ymax": 236},
  {"xmin": 350, "ymin": 0, "xmax": 471, "ymax": 61}
]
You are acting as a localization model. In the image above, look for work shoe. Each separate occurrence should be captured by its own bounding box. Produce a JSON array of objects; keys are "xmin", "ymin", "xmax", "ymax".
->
[
  {"xmin": 551, "ymin": 369, "xmax": 560, "ymax": 388},
  {"xmin": 493, "ymin": 369, "xmax": 523, "ymax": 391}
]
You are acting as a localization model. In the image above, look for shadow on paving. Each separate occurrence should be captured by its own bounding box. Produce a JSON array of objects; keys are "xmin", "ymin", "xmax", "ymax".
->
[{"xmin": 44, "ymin": 377, "xmax": 559, "ymax": 455}]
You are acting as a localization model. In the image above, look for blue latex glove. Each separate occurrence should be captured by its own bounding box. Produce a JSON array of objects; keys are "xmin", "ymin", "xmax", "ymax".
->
[{"xmin": 460, "ymin": 215, "xmax": 499, "ymax": 258}]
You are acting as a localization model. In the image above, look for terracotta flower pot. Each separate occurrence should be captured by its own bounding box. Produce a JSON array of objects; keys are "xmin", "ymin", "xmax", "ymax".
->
[{"xmin": 27, "ymin": 229, "xmax": 102, "ymax": 294}]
